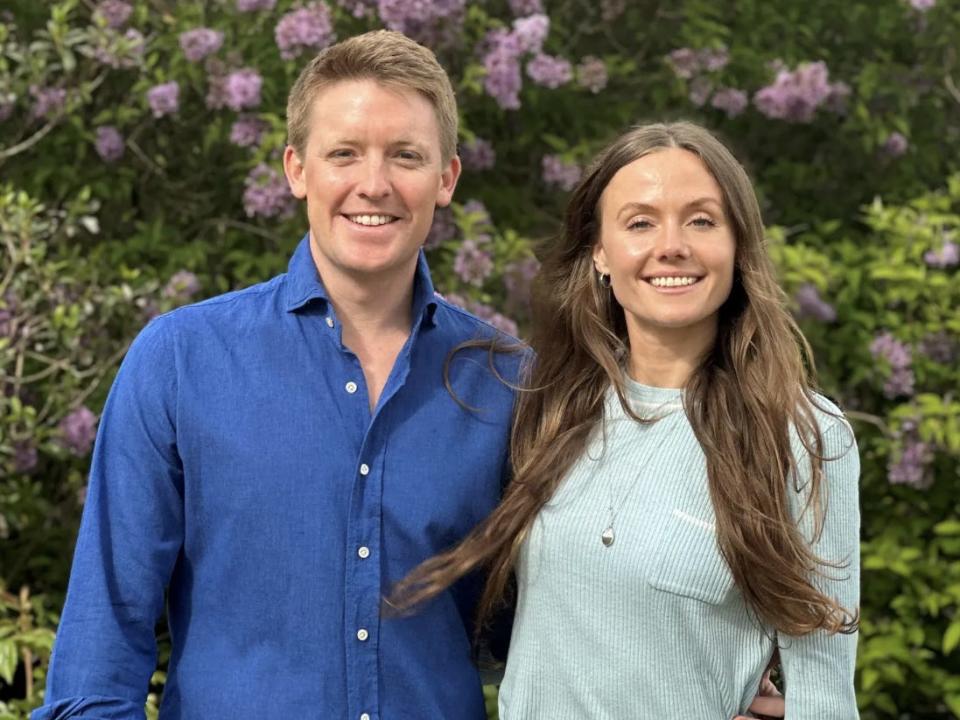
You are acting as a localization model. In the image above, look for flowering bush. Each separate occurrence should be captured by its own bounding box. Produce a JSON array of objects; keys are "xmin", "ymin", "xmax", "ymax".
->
[{"xmin": 1, "ymin": 0, "xmax": 958, "ymax": 717}]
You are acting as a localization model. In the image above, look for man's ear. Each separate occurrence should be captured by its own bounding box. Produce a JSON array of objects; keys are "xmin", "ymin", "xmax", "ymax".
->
[
  {"xmin": 283, "ymin": 145, "xmax": 307, "ymax": 199},
  {"xmin": 435, "ymin": 154, "xmax": 462, "ymax": 208}
]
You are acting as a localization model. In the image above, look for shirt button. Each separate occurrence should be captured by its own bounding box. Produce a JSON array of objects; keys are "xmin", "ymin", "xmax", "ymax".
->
[
  {"xmin": 359, "ymin": 463, "xmax": 370, "ymax": 476},
  {"xmin": 345, "ymin": 381, "xmax": 358, "ymax": 394},
  {"xmin": 358, "ymin": 546, "xmax": 370, "ymax": 559},
  {"xmin": 360, "ymin": 715, "xmax": 370, "ymax": 720},
  {"xmin": 325, "ymin": 316, "xmax": 334, "ymax": 328},
  {"xmin": 357, "ymin": 628, "xmax": 369, "ymax": 642}
]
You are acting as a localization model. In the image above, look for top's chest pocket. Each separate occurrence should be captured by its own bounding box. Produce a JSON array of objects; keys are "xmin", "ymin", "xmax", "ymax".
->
[{"xmin": 646, "ymin": 507, "xmax": 736, "ymax": 605}]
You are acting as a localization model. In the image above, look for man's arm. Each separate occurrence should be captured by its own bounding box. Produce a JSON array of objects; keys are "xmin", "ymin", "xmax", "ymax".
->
[{"xmin": 32, "ymin": 317, "xmax": 185, "ymax": 720}]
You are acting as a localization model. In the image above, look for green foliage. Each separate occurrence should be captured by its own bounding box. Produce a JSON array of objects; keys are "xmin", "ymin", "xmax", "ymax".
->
[{"xmin": 1, "ymin": 0, "xmax": 958, "ymax": 717}]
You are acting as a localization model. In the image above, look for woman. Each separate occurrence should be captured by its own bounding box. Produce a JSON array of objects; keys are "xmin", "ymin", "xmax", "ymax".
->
[{"xmin": 393, "ymin": 122, "xmax": 860, "ymax": 719}]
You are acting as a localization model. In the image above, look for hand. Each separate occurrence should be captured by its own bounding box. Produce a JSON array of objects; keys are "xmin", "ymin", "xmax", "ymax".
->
[{"xmin": 732, "ymin": 669, "xmax": 784, "ymax": 720}]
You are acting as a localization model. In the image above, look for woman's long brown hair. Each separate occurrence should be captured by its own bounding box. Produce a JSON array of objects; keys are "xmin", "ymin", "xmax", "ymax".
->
[{"xmin": 390, "ymin": 122, "xmax": 858, "ymax": 639}]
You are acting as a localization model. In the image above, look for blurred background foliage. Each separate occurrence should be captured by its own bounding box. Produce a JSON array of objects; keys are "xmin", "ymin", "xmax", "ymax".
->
[{"xmin": 1, "ymin": 0, "xmax": 958, "ymax": 717}]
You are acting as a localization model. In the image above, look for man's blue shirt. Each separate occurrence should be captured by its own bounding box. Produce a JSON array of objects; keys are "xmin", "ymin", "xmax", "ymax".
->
[{"xmin": 34, "ymin": 237, "xmax": 520, "ymax": 720}]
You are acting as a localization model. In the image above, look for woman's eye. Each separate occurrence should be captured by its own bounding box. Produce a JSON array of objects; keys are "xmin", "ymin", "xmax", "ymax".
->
[
  {"xmin": 627, "ymin": 219, "xmax": 652, "ymax": 230},
  {"xmin": 691, "ymin": 216, "xmax": 717, "ymax": 227}
]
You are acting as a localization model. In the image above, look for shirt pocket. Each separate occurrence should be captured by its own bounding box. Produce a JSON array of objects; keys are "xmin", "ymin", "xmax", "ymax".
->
[{"xmin": 646, "ymin": 507, "xmax": 735, "ymax": 604}]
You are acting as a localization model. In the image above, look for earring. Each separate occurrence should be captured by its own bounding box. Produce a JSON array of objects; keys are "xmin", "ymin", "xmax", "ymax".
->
[{"xmin": 599, "ymin": 272, "xmax": 611, "ymax": 288}]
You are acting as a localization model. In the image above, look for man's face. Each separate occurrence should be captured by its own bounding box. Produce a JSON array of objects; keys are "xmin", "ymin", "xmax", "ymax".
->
[{"xmin": 283, "ymin": 78, "xmax": 460, "ymax": 287}]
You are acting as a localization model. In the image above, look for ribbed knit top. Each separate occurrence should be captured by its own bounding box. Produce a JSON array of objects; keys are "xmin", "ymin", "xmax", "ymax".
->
[{"xmin": 499, "ymin": 377, "xmax": 861, "ymax": 719}]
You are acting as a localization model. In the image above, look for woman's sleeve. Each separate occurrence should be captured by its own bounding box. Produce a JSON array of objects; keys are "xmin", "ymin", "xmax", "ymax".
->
[{"xmin": 780, "ymin": 418, "xmax": 861, "ymax": 719}]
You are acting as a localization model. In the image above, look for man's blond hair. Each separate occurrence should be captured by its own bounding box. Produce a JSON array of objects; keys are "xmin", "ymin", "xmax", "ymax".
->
[{"xmin": 287, "ymin": 30, "xmax": 458, "ymax": 162}]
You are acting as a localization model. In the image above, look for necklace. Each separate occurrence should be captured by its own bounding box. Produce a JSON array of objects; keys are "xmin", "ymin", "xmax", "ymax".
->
[{"xmin": 601, "ymin": 409, "xmax": 678, "ymax": 548}]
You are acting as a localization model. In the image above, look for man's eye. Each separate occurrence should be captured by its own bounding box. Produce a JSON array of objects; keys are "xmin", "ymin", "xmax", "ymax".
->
[{"xmin": 397, "ymin": 151, "xmax": 421, "ymax": 161}]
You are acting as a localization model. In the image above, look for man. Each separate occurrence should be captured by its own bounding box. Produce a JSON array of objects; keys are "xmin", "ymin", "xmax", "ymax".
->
[{"xmin": 34, "ymin": 30, "xmax": 784, "ymax": 720}]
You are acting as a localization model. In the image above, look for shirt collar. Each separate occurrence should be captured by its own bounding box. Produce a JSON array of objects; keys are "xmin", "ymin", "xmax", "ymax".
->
[{"xmin": 283, "ymin": 234, "xmax": 440, "ymax": 327}]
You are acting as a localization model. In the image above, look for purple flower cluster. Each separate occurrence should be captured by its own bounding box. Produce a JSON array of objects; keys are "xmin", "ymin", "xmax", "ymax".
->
[
  {"xmin": 94, "ymin": 125, "xmax": 125, "ymax": 162},
  {"xmin": 179, "ymin": 28, "xmax": 224, "ymax": 63},
  {"xmin": 237, "ymin": 0, "xmax": 277, "ymax": 10},
  {"xmin": 527, "ymin": 53, "xmax": 573, "ymax": 89},
  {"xmin": 542, "ymin": 154, "xmax": 582, "ymax": 191},
  {"xmin": 753, "ymin": 61, "xmax": 850, "ymax": 123},
  {"xmin": 483, "ymin": 30, "xmax": 523, "ymax": 110},
  {"xmin": 58, "ymin": 406, "xmax": 98, "ymax": 457},
  {"xmin": 882, "ymin": 132, "xmax": 909, "ymax": 157},
  {"xmin": 688, "ymin": 77, "xmax": 714, "ymax": 107},
  {"xmin": 243, "ymin": 163, "xmax": 295, "ymax": 219},
  {"xmin": 29, "ymin": 85, "xmax": 66, "ymax": 120},
  {"xmin": 338, "ymin": 0, "xmax": 377, "ymax": 18},
  {"xmin": 666, "ymin": 46, "xmax": 729, "ymax": 79},
  {"xmin": 147, "ymin": 81, "xmax": 180, "ymax": 118},
  {"xmin": 454, "ymin": 238, "xmax": 494, "ymax": 287},
  {"xmin": 870, "ymin": 332, "xmax": 914, "ymax": 398},
  {"xmin": 920, "ymin": 331, "xmax": 958, "ymax": 364},
  {"xmin": 377, "ymin": 0, "xmax": 466, "ymax": 46},
  {"xmin": 425, "ymin": 207, "xmax": 457, "ymax": 249},
  {"xmin": 162, "ymin": 270, "xmax": 201, "ymax": 303},
  {"xmin": 888, "ymin": 435, "xmax": 932, "ymax": 489},
  {"xmin": 461, "ymin": 199, "xmax": 493, "ymax": 228},
  {"xmin": 230, "ymin": 116, "xmax": 268, "ymax": 148},
  {"xmin": 576, "ymin": 56, "xmax": 608, "ymax": 94},
  {"xmin": 794, "ymin": 283, "xmax": 837, "ymax": 322},
  {"xmin": 94, "ymin": 0, "xmax": 133, "ymax": 29},
  {"xmin": 443, "ymin": 294, "xmax": 518, "ymax": 336},
  {"xmin": 275, "ymin": 4, "xmax": 336, "ymax": 61},
  {"xmin": 504, "ymin": 256, "xmax": 540, "ymax": 313},
  {"xmin": 509, "ymin": 0, "xmax": 543, "ymax": 15},
  {"xmin": 909, "ymin": 0, "xmax": 936, "ymax": 10},
  {"xmin": 94, "ymin": 28, "xmax": 146, "ymax": 69},
  {"xmin": 710, "ymin": 87, "xmax": 749, "ymax": 118},
  {"xmin": 460, "ymin": 137, "xmax": 496, "ymax": 171},
  {"xmin": 513, "ymin": 14, "xmax": 549, "ymax": 53},
  {"xmin": 223, "ymin": 69, "xmax": 263, "ymax": 111},
  {"xmin": 13, "ymin": 440, "xmax": 37, "ymax": 473},
  {"xmin": 924, "ymin": 240, "xmax": 959, "ymax": 268}
]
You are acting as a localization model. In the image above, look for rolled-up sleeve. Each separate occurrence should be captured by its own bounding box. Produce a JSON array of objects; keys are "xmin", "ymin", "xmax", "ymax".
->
[
  {"xmin": 781, "ymin": 419, "xmax": 861, "ymax": 719},
  {"xmin": 32, "ymin": 316, "xmax": 184, "ymax": 720}
]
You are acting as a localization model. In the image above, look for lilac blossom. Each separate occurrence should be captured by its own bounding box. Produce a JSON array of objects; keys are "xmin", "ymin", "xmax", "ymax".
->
[
  {"xmin": 243, "ymin": 163, "xmax": 295, "ymax": 218},
  {"xmin": 699, "ymin": 46, "xmax": 730, "ymax": 72},
  {"xmin": 542, "ymin": 154, "xmax": 582, "ymax": 191},
  {"xmin": 576, "ymin": 56, "xmax": 608, "ymax": 93},
  {"xmin": 920, "ymin": 331, "xmax": 958, "ymax": 364},
  {"xmin": 454, "ymin": 239, "xmax": 494, "ymax": 286},
  {"xmin": 58, "ymin": 406, "xmax": 98, "ymax": 457},
  {"xmin": 425, "ymin": 207, "xmax": 457, "ymax": 249},
  {"xmin": 470, "ymin": 302, "xmax": 519, "ymax": 337},
  {"xmin": 461, "ymin": 199, "xmax": 493, "ymax": 228},
  {"xmin": 688, "ymin": 77, "xmax": 714, "ymax": 107},
  {"xmin": 870, "ymin": 332, "xmax": 915, "ymax": 398},
  {"xmin": 275, "ymin": 4, "xmax": 335, "ymax": 61},
  {"xmin": 179, "ymin": 28, "xmax": 224, "ymax": 63},
  {"xmin": 460, "ymin": 138, "xmax": 496, "ymax": 171},
  {"xmin": 882, "ymin": 132, "xmax": 909, "ymax": 157},
  {"xmin": 908, "ymin": 0, "xmax": 936, "ymax": 10},
  {"xmin": 13, "ymin": 440, "xmax": 37, "ymax": 473},
  {"xmin": 483, "ymin": 31, "xmax": 523, "ymax": 110},
  {"xmin": 509, "ymin": 0, "xmax": 543, "ymax": 15},
  {"xmin": 224, "ymin": 69, "xmax": 263, "ymax": 111},
  {"xmin": 794, "ymin": 283, "xmax": 836, "ymax": 322},
  {"xmin": 666, "ymin": 48, "xmax": 699, "ymax": 79},
  {"xmin": 753, "ymin": 61, "xmax": 849, "ymax": 123},
  {"xmin": 163, "ymin": 270, "xmax": 201, "ymax": 302},
  {"xmin": 924, "ymin": 240, "xmax": 959, "ymax": 268},
  {"xmin": 527, "ymin": 53, "xmax": 573, "ymax": 88},
  {"xmin": 237, "ymin": 0, "xmax": 277, "ymax": 10},
  {"xmin": 94, "ymin": 0, "xmax": 133, "ymax": 29},
  {"xmin": 376, "ymin": 0, "xmax": 466, "ymax": 46},
  {"xmin": 711, "ymin": 87, "xmax": 748, "ymax": 118},
  {"xmin": 888, "ymin": 438, "xmax": 932, "ymax": 488},
  {"xmin": 94, "ymin": 125, "xmax": 125, "ymax": 162},
  {"xmin": 338, "ymin": 0, "xmax": 377, "ymax": 17},
  {"xmin": 230, "ymin": 116, "xmax": 268, "ymax": 148},
  {"xmin": 147, "ymin": 81, "xmax": 180, "ymax": 118},
  {"xmin": 29, "ymin": 85, "xmax": 66, "ymax": 120},
  {"xmin": 504, "ymin": 256, "xmax": 540, "ymax": 313},
  {"xmin": 512, "ymin": 14, "xmax": 549, "ymax": 53}
]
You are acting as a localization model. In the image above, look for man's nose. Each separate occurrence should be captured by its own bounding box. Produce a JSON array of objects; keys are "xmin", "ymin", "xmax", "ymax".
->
[{"xmin": 357, "ymin": 158, "xmax": 391, "ymax": 199}]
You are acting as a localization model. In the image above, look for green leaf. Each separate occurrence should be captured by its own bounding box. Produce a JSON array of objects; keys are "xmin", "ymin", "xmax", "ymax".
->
[
  {"xmin": 0, "ymin": 639, "xmax": 16, "ymax": 685},
  {"xmin": 944, "ymin": 620, "xmax": 960, "ymax": 655}
]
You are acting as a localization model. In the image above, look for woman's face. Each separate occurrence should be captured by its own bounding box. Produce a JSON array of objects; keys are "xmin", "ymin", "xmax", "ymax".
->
[{"xmin": 593, "ymin": 147, "xmax": 736, "ymax": 350}]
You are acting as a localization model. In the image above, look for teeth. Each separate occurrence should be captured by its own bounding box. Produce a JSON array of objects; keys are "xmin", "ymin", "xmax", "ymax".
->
[
  {"xmin": 649, "ymin": 276, "xmax": 698, "ymax": 288},
  {"xmin": 348, "ymin": 214, "xmax": 396, "ymax": 226}
]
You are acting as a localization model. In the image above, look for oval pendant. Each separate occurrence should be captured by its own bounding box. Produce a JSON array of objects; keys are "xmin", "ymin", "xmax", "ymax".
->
[{"xmin": 601, "ymin": 526, "xmax": 615, "ymax": 547}]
